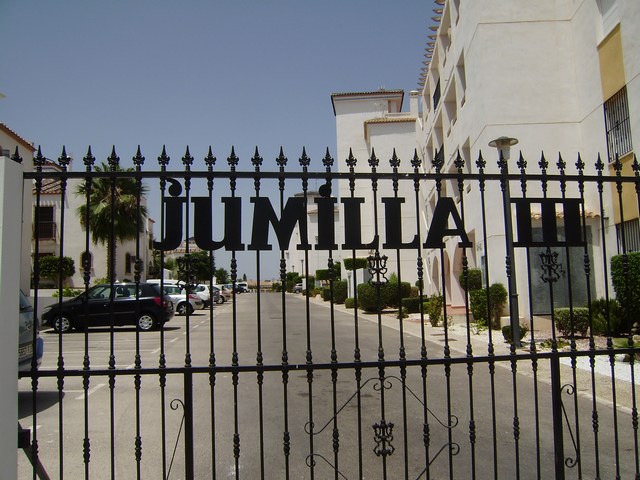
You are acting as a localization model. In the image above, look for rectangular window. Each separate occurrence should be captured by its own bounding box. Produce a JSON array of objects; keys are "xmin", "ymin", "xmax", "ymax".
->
[
  {"xmin": 616, "ymin": 218, "xmax": 640, "ymax": 254},
  {"xmin": 35, "ymin": 206, "xmax": 56, "ymax": 240},
  {"xmin": 433, "ymin": 78, "xmax": 441, "ymax": 110},
  {"xmin": 604, "ymin": 87, "xmax": 633, "ymax": 161}
]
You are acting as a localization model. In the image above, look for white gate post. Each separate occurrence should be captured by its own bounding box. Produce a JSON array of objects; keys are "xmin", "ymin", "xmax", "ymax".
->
[{"xmin": 0, "ymin": 156, "xmax": 24, "ymax": 479}]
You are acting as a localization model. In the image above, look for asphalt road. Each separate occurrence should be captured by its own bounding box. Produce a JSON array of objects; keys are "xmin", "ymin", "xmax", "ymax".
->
[{"xmin": 18, "ymin": 292, "xmax": 639, "ymax": 479}]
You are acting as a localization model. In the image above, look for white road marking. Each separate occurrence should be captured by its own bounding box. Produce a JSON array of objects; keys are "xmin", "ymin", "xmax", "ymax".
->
[{"xmin": 74, "ymin": 383, "xmax": 106, "ymax": 400}]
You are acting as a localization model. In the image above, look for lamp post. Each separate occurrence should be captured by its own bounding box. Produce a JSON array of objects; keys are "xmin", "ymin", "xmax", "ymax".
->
[{"xmin": 488, "ymin": 136, "xmax": 521, "ymax": 347}]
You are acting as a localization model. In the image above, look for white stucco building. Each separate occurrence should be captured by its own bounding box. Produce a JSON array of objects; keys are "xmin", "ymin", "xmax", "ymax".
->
[
  {"xmin": 333, "ymin": 0, "xmax": 640, "ymax": 318},
  {"xmin": 331, "ymin": 90, "xmax": 421, "ymax": 289},
  {"xmin": 33, "ymin": 158, "xmax": 154, "ymax": 288}
]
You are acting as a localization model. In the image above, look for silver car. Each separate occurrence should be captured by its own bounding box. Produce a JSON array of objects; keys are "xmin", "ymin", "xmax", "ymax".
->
[{"xmin": 19, "ymin": 291, "xmax": 43, "ymax": 372}]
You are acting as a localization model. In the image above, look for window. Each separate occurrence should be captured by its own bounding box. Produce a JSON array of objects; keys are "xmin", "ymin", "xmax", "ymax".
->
[
  {"xmin": 604, "ymin": 87, "xmax": 633, "ymax": 161},
  {"xmin": 616, "ymin": 218, "xmax": 640, "ymax": 254},
  {"xmin": 433, "ymin": 78, "xmax": 441, "ymax": 110},
  {"xmin": 125, "ymin": 253, "xmax": 132, "ymax": 274},
  {"xmin": 34, "ymin": 206, "xmax": 55, "ymax": 240}
]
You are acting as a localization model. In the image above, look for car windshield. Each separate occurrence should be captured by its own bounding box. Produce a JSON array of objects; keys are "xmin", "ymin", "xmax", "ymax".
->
[{"xmin": 163, "ymin": 286, "xmax": 183, "ymax": 294}]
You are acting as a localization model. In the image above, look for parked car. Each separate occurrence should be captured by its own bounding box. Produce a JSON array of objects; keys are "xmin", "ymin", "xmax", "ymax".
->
[
  {"xmin": 212, "ymin": 285, "xmax": 231, "ymax": 304},
  {"xmin": 292, "ymin": 283, "xmax": 303, "ymax": 294},
  {"xmin": 189, "ymin": 284, "xmax": 219, "ymax": 307},
  {"xmin": 162, "ymin": 285, "xmax": 203, "ymax": 315},
  {"xmin": 19, "ymin": 291, "xmax": 43, "ymax": 372},
  {"xmin": 236, "ymin": 282, "xmax": 250, "ymax": 293},
  {"xmin": 41, "ymin": 283, "xmax": 173, "ymax": 333}
]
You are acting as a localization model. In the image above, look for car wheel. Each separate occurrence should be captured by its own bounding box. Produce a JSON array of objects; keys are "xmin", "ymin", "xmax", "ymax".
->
[
  {"xmin": 137, "ymin": 313, "xmax": 156, "ymax": 331},
  {"xmin": 176, "ymin": 302, "xmax": 193, "ymax": 315},
  {"xmin": 216, "ymin": 296, "xmax": 224, "ymax": 304},
  {"xmin": 53, "ymin": 315, "xmax": 72, "ymax": 333}
]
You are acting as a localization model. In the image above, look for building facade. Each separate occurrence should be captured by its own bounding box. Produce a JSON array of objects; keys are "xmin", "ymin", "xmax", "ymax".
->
[{"xmin": 332, "ymin": 0, "xmax": 640, "ymax": 318}]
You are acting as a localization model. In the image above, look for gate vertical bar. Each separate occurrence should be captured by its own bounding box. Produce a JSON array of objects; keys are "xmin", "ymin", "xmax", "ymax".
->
[
  {"xmin": 250, "ymin": 147, "xmax": 265, "ymax": 479},
  {"xmin": 157, "ymin": 146, "xmax": 170, "ymax": 479},
  {"xmin": 476, "ymin": 152, "xmax": 499, "ymax": 479},
  {"xmin": 276, "ymin": 147, "xmax": 291, "ymax": 479},
  {"xmin": 132, "ymin": 146, "xmax": 145, "ymax": 479},
  {"xmin": 227, "ymin": 147, "xmax": 241, "ymax": 477},
  {"xmin": 298, "ymin": 148, "xmax": 318, "ymax": 479},
  {"xmin": 81, "ymin": 147, "xmax": 96, "ymax": 479},
  {"xmin": 57, "ymin": 147, "xmax": 71, "ymax": 480},
  {"xmin": 411, "ymin": 150, "xmax": 431, "ymax": 477},
  {"xmin": 204, "ymin": 147, "xmax": 218, "ymax": 480},
  {"xmin": 345, "ymin": 149, "xmax": 364, "ymax": 478}
]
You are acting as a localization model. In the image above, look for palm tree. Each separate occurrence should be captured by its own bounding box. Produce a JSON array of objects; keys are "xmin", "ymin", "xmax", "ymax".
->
[{"xmin": 76, "ymin": 161, "xmax": 148, "ymax": 283}]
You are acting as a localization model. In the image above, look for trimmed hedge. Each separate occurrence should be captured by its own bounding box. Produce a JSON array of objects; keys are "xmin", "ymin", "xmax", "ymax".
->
[
  {"xmin": 424, "ymin": 294, "xmax": 443, "ymax": 327},
  {"xmin": 554, "ymin": 307, "xmax": 590, "ymax": 337},
  {"xmin": 401, "ymin": 296, "xmax": 424, "ymax": 314},
  {"xmin": 322, "ymin": 280, "xmax": 348, "ymax": 304},
  {"xmin": 611, "ymin": 252, "xmax": 640, "ymax": 332},
  {"xmin": 345, "ymin": 297, "xmax": 355, "ymax": 309},
  {"xmin": 459, "ymin": 268, "xmax": 483, "ymax": 292},
  {"xmin": 344, "ymin": 257, "xmax": 368, "ymax": 271}
]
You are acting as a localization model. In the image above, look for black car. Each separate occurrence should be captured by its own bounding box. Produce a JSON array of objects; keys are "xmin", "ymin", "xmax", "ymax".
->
[{"xmin": 42, "ymin": 283, "xmax": 174, "ymax": 333}]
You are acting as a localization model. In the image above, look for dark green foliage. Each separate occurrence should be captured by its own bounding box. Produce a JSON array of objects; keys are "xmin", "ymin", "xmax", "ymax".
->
[
  {"xmin": 271, "ymin": 282, "xmax": 282, "ymax": 292},
  {"xmin": 214, "ymin": 268, "xmax": 229, "ymax": 284},
  {"xmin": 38, "ymin": 255, "xmax": 76, "ymax": 280},
  {"xmin": 424, "ymin": 294, "xmax": 443, "ymax": 327},
  {"xmin": 286, "ymin": 271, "xmax": 301, "ymax": 283},
  {"xmin": 459, "ymin": 268, "xmax": 483, "ymax": 292},
  {"xmin": 322, "ymin": 280, "xmax": 348, "ymax": 304},
  {"xmin": 357, "ymin": 283, "xmax": 384, "ymax": 312},
  {"xmin": 345, "ymin": 297, "xmax": 355, "ymax": 309},
  {"xmin": 590, "ymin": 298, "xmax": 624, "ymax": 336},
  {"xmin": 316, "ymin": 269, "xmax": 330, "ymax": 281},
  {"xmin": 554, "ymin": 307, "xmax": 591, "ymax": 337},
  {"xmin": 52, "ymin": 287, "xmax": 83, "ymax": 298},
  {"xmin": 502, "ymin": 323, "xmax": 529, "ymax": 343},
  {"xmin": 401, "ymin": 297, "xmax": 424, "ymax": 314},
  {"xmin": 384, "ymin": 282, "xmax": 412, "ymax": 308},
  {"xmin": 488, "ymin": 283, "xmax": 508, "ymax": 329},
  {"xmin": 343, "ymin": 257, "xmax": 368, "ymax": 271},
  {"xmin": 176, "ymin": 251, "xmax": 213, "ymax": 283},
  {"xmin": 611, "ymin": 252, "xmax": 640, "ymax": 332},
  {"xmin": 469, "ymin": 289, "xmax": 489, "ymax": 326}
]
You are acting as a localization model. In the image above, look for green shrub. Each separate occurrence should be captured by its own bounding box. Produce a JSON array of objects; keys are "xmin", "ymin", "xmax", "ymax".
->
[
  {"xmin": 38, "ymin": 255, "xmax": 76, "ymax": 280},
  {"xmin": 488, "ymin": 283, "xmax": 508, "ymax": 329},
  {"xmin": 502, "ymin": 323, "xmax": 529, "ymax": 343},
  {"xmin": 322, "ymin": 280, "xmax": 348, "ymax": 304},
  {"xmin": 469, "ymin": 283, "xmax": 507, "ymax": 329},
  {"xmin": 469, "ymin": 290, "xmax": 488, "ymax": 326},
  {"xmin": 52, "ymin": 287, "xmax": 83, "ymax": 298},
  {"xmin": 424, "ymin": 294, "xmax": 443, "ymax": 327},
  {"xmin": 397, "ymin": 307, "xmax": 409, "ymax": 319},
  {"xmin": 611, "ymin": 252, "xmax": 640, "ymax": 332},
  {"xmin": 591, "ymin": 298, "xmax": 624, "ymax": 336},
  {"xmin": 343, "ymin": 257, "xmax": 368, "ymax": 270},
  {"xmin": 384, "ymin": 282, "xmax": 412, "ymax": 308},
  {"xmin": 271, "ymin": 282, "xmax": 282, "ymax": 292},
  {"xmin": 345, "ymin": 297, "xmax": 355, "ymax": 309},
  {"xmin": 554, "ymin": 307, "xmax": 590, "ymax": 337},
  {"xmin": 357, "ymin": 282, "xmax": 385, "ymax": 312},
  {"xmin": 401, "ymin": 296, "xmax": 425, "ymax": 314},
  {"xmin": 459, "ymin": 268, "xmax": 482, "ymax": 292}
]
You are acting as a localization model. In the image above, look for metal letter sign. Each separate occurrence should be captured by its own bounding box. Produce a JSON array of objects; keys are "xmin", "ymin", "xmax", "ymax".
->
[
  {"xmin": 153, "ymin": 182, "xmax": 475, "ymax": 253},
  {"xmin": 513, "ymin": 198, "xmax": 585, "ymax": 247}
]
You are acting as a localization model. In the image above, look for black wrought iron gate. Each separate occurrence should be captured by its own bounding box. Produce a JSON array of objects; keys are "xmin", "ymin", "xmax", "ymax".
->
[{"xmin": 17, "ymin": 145, "xmax": 640, "ymax": 479}]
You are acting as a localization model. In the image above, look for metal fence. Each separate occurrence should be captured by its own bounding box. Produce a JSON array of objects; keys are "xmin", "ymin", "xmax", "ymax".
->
[{"xmin": 16, "ymin": 145, "xmax": 640, "ymax": 479}]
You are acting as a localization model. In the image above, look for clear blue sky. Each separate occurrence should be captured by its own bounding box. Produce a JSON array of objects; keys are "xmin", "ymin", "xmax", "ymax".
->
[{"xmin": 1, "ymin": 0, "xmax": 433, "ymax": 280}]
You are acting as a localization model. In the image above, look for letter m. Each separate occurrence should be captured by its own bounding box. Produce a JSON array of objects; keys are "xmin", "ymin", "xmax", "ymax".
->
[{"xmin": 248, "ymin": 197, "xmax": 310, "ymax": 251}]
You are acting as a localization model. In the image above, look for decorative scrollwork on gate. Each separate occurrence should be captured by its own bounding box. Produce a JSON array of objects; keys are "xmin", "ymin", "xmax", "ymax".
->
[
  {"xmin": 560, "ymin": 384, "xmax": 580, "ymax": 469},
  {"xmin": 304, "ymin": 375, "xmax": 459, "ymax": 478}
]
